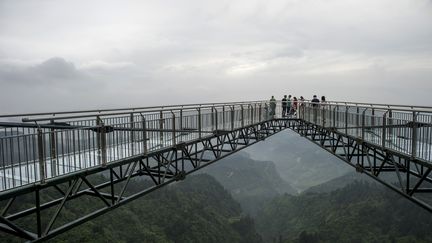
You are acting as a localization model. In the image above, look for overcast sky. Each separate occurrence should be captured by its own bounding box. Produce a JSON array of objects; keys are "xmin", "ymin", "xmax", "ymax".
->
[{"xmin": 0, "ymin": 0, "xmax": 431, "ymax": 113}]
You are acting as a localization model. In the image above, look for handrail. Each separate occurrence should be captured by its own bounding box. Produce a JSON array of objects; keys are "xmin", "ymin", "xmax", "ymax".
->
[
  {"xmin": 20, "ymin": 102, "xmax": 267, "ymax": 122},
  {"xmin": 0, "ymin": 100, "xmax": 267, "ymax": 118}
]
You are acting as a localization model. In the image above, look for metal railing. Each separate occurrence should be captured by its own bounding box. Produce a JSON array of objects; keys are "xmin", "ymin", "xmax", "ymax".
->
[
  {"xmin": 298, "ymin": 102, "xmax": 432, "ymax": 162},
  {"xmin": 0, "ymin": 101, "xmax": 278, "ymax": 191},
  {"xmin": 1, "ymin": 100, "xmax": 431, "ymax": 193}
]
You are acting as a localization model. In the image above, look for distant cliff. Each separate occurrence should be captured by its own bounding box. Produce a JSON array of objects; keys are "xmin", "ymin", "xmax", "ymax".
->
[{"xmin": 202, "ymin": 152, "xmax": 297, "ymax": 215}]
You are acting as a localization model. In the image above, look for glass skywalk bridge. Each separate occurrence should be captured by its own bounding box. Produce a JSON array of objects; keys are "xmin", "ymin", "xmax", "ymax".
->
[
  {"xmin": 0, "ymin": 100, "xmax": 431, "ymax": 241},
  {"xmin": 0, "ymin": 101, "xmax": 268, "ymax": 191}
]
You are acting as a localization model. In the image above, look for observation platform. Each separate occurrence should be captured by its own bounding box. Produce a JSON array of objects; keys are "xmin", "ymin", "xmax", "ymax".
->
[{"xmin": 0, "ymin": 100, "xmax": 431, "ymax": 241}]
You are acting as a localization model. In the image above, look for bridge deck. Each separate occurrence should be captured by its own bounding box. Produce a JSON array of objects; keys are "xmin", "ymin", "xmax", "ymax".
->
[{"xmin": 1, "ymin": 101, "xmax": 431, "ymax": 193}]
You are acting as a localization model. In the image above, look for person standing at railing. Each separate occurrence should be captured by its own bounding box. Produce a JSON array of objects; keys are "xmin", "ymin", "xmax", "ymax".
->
[
  {"xmin": 269, "ymin": 96, "xmax": 276, "ymax": 118},
  {"xmin": 321, "ymin": 96, "xmax": 327, "ymax": 126},
  {"xmin": 311, "ymin": 95, "xmax": 320, "ymax": 107},
  {"xmin": 292, "ymin": 97, "xmax": 298, "ymax": 116},
  {"xmin": 287, "ymin": 95, "xmax": 292, "ymax": 116},
  {"xmin": 299, "ymin": 96, "xmax": 305, "ymax": 107},
  {"xmin": 311, "ymin": 95, "xmax": 320, "ymax": 124},
  {"xmin": 282, "ymin": 95, "xmax": 288, "ymax": 117}
]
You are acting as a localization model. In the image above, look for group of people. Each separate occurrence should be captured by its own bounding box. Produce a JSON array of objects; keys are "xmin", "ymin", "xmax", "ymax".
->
[{"xmin": 268, "ymin": 95, "xmax": 327, "ymax": 118}]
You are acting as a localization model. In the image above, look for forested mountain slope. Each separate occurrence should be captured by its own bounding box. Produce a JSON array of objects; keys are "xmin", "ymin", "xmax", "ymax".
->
[
  {"xmin": 256, "ymin": 181, "xmax": 432, "ymax": 243},
  {"xmin": 2, "ymin": 174, "xmax": 262, "ymax": 243}
]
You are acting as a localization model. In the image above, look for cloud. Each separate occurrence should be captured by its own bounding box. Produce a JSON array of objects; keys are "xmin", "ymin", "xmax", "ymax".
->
[
  {"xmin": 0, "ymin": 0, "xmax": 431, "ymax": 113},
  {"xmin": 0, "ymin": 57, "xmax": 83, "ymax": 85},
  {"xmin": 79, "ymin": 60, "xmax": 135, "ymax": 71}
]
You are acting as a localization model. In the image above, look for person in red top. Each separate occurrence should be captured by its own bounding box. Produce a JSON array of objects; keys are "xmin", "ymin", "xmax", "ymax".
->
[{"xmin": 292, "ymin": 97, "xmax": 298, "ymax": 115}]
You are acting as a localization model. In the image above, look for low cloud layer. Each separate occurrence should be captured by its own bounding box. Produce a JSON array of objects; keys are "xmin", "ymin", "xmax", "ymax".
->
[{"xmin": 0, "ymin": 0, "xmax": 431, "ymax": 113}]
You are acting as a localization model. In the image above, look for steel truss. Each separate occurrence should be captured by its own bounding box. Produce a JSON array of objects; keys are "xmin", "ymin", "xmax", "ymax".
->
[
  {"xmin": 0, "ymin": 119, "xmax": 294, "ymax": 242},
  {"xmin": 290, "ymin": 120, "xmax": 432, "ymax": 213}
]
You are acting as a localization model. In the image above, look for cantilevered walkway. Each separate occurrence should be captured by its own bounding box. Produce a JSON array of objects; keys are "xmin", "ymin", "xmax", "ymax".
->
[{"xmin": 0, "ymin": 100, "xmax": 431, "ymax": 241}]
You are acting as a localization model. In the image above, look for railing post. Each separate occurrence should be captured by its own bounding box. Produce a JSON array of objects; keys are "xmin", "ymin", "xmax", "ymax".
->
[
  {"xmin": 130, "ymin": 113, "xmax": 135, "ymax": 155},
  {"xmin": 37, "ymin": 128, "xmax": 46, "ymax": 184},
  {"xmin": 198, "ymin": 107, "xmax": 202, "ymax": 138},
  {"xmin": 49, "ymin": 119, "xmax": 57, "ymax": 177},
  {"xmin": 249, "ymin": 104, "xmax": 254, "ymax": 125},
  {"xmin": 171, "ymin": 111, "xmax": 176, "ymax": 146},
  {"xmin": 259, "ymin": 104, "xmax": 262, "ymax": 122},
  {"xmin": 388, "ymin": 109, "xmax": 393, "ymax": 138},
  {"xmin": 321, "ymin": 106, "xmax": 325, "ymax": 127},
  {"xmin": 96, "ymin": 116, "xmax": 107, "ymax": 167},
  {"xmin": 231, "ymin": 106, "xmax": 235, "ymax": 130},
  {"xmin": 345, "ymin": 106, "xmax": 349, "ymax": 135},
  {"xmin": 361, "ymin": 109, "xmax": 366, "ymax": 139},
  {"xmin": 214, "ymin": 107, "xmax": 218, "ymax": 131},
  {"xmin": 180, "ymin": 108, "xmax": 183, "ymax": 131},
  {"xmin": 222, "ymin": 106, "xmax": 225, "ymax": 130},
  {"xmin": 382, "ymin": 111, "xmax": 388, "ymax": 149},
  {"xmin": 141, "ymin": 116, "xmax": 148, "ymax": 154},
  {"xmin": 411, "ymin": 111, "xmax": 418, "ymax": 159},
  {"xmin": 252, "ymin": 103, "xmax": 259, "ymax": 123},
  {"xmin": 356, "ymin": 106, "xmax": 360, "ymax": 136},
  {"xmin": 333, "ymin": 106, "xmax": 337, "ymax": 128},
  {"xmin": 101, "ymin": 124, "xmax": 107, "ymax": 167},
  {"xmin": 241, "ymin": 105, "xmax": 244, "ymax": 127},
  {"xmin": 211, "ymin": 106, "xmax": 215, "ymax": 131},
  {"xmin": 159, "ymin": 110, "xmax": 164, "ymax": 146}
]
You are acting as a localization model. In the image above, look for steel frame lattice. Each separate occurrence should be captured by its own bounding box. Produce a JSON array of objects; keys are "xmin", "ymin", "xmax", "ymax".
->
[
  {"xmin": 0, "ymin": 100, "xmax": 432, "ymax": 242},
  {"xmin": 289, "ymin": 119, "xmax": 432, "ymax": 213},
  {"xmin": 0, "ymin": 119, "xmax": 294, "ymax": 242}
]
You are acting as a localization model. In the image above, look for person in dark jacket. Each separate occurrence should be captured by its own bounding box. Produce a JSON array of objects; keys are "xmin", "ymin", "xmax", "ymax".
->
[
  {"xmin": 281, "ymin": 95, "xmax": 288, "ymax": 117},
  {"xmin": 311, "ymin": 95, "xmax": 320, "ymax": 107},
  {"xmin": 311, "ymin": 95, "xmax": 320, "ymax": 123}
]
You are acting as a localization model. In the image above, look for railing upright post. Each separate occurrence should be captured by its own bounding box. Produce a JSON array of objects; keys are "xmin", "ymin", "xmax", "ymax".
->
[
  {"xmin": 49, "ymin": 119, "xmax": 57, "ymax": 177},
  {"xmin": 101, "ymin": 123, "xmax": 107, "ymax": 167},
  {"xmin": 222, "ymin": 106, "xmax": 225, "ymax": 130},
  {"xmin": 259, "ymin": 104, "xmax": 262, "ymax": 122},
  {"xmin": 37, "ymin": 128, "xmax": 46, "ymax": 184},
  {"xmin": 388, "ymin": 109, "xmax": 393, "ymax": 138},
  {"xmin": 356, "ymin": 106, "xmax": 360, "ymax": 136},
  {"xmin": 159, "ymin": 110, "xmax": 164, "ymax": 146},
  {"xmin": 250, "ymin": 104, "xmax": 254, "ymax": 125},
  {"xmin": 180, "ymin": 108, "xmax": 183, "ymax": 131},
  {"xmin": 361, "ymin": 109, "xmax": 366, "ymax": 139},
  {"xmin": 345, "ymin": 106, "xmax": 349, "ymax": 135},
  {"xmin": 241, "ymin": 105, "xmax": 244, "ymax": 127},
  {"xmin": 321, "ymin": 106, "xmax": 325, "ymax": 127},
  {"xmin": 333, "ymin": 106, "xmax": 337, "ymax": 128},
  {"xmin": 211, "ymin": 106, "xmax": 215, "ymax": 131},
  {"xmin": 382, "ymin": 111, "xmax": 388, "ymax": 149},
  {"xmin": 171, "ymin": 112, "xmax": 176, "ymax": 146},
  {"xmin": 214, "ymin": 107, "xmax": 218, "ymax": 131},
  {"xmin": 411, "ymin": 111, "xmax": 418, "ymax": 159},
  {"xmin": 96, "ymin": 116, "xmax": 107, "ymax": 167},
  {"xmin": 142, "ymin": 116, "xmax": 148, "ymax": 154},
  {"xmin": 252, "ymin": 103, "xmax": 259, "ymax": 123},
  {"xmin": 198, "ymin": 108, "xmax": 202, "ymax": 138},
  {"xmin": 231, "ymin": 106, "xmax": 235, "ymax": 130},
  {"xmin": 130, "ymin": 113, "xmax": 134, "ymax": 155}
]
